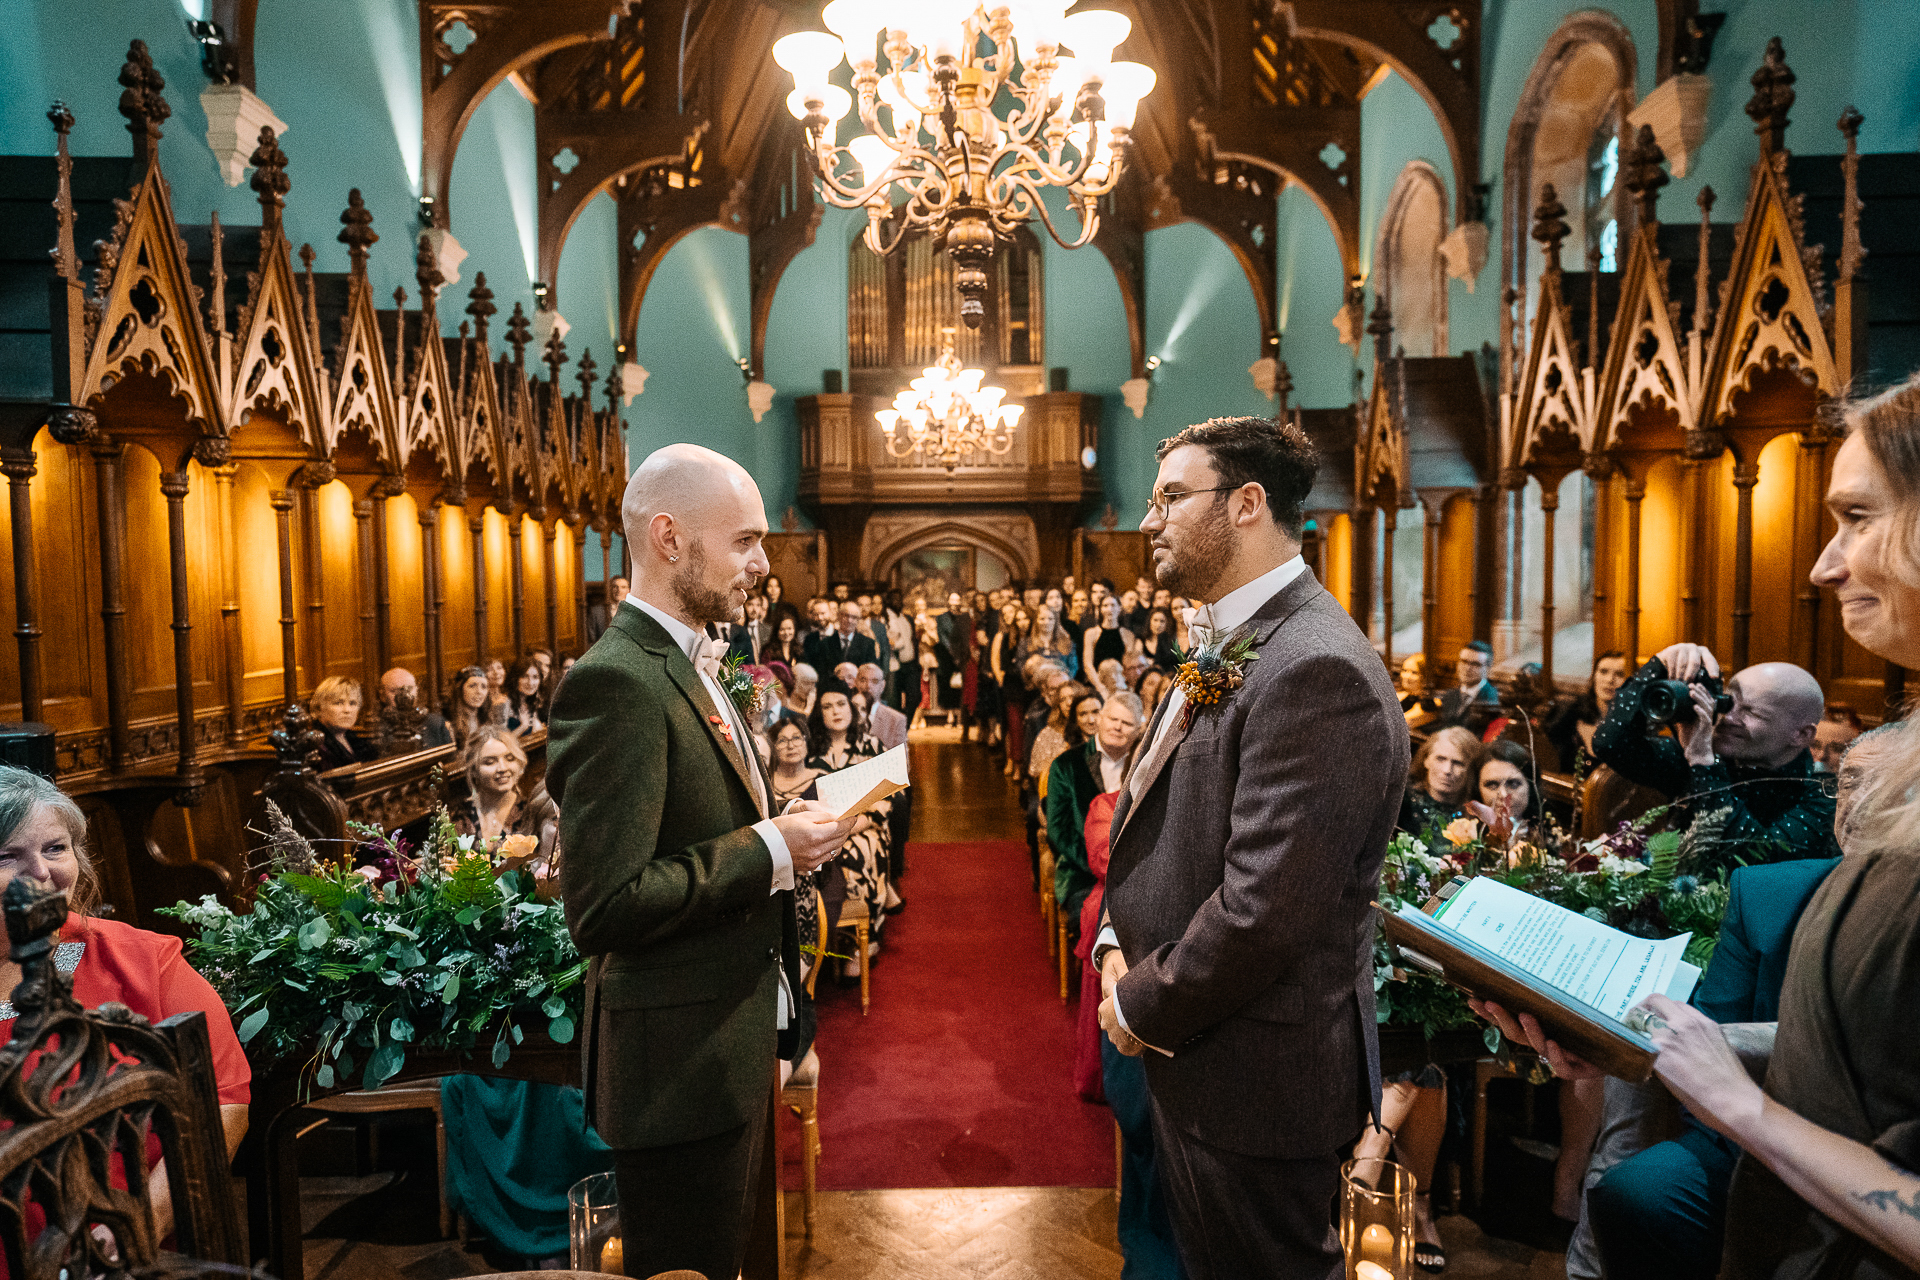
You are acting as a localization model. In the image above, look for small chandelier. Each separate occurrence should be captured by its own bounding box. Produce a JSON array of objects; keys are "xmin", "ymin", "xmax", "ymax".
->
[
  {"xmin": 772, "ymin": 1, "xmax": 1154, "ymax": 329},
  {"xmin": 878, "ymin": 330, "xmax": 1025, "ymax": 472}
]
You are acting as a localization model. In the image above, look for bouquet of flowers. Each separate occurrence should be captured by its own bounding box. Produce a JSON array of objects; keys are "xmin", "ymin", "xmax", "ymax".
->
[{"xmin": 160, "ymin": 802, "xmax": 586, "ymax": 1095}]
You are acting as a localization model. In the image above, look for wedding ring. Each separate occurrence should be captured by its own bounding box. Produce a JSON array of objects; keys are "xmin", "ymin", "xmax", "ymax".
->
[{"xmin": 1624, "ymin": 1007, "xmax": 1669, "ymax": 1036}]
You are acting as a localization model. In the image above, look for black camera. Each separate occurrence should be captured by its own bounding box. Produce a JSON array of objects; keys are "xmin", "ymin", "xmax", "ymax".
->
[{"xmin": 1642, "ymin": 673, "xmax": 1733, "ymax": 727}]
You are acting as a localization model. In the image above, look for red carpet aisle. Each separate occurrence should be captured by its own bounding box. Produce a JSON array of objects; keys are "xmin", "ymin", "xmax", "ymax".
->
[{"xmin": 781, "ymin": 739, "xmax": 1116, "ymax": 1190}]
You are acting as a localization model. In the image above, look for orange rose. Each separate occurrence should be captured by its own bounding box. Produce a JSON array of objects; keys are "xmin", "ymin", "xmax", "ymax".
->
[{"xmin": 1441, "ymin": 816, "xmax": 1482, "ymax": 847}]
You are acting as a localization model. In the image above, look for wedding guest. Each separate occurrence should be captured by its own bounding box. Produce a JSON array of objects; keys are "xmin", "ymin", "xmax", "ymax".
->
[
  {"xmin": 1136, "ymin": 667, "xmax": 1169, "ymax": 718},
  {"xmin": 1398, "ymin": 725, "xmax": 1477, "ymax": 835},
  {"xmin": 859, "ymin": 663, "xmax": 912, "ymax": 884},
  {"xmin": 763, "ymin": 614, "xmax": 805, "ymax": 669},
  {"xmin": 1121, "ymin": 650, "xmax": 1152, "ymax": 694},
  {"xmin": 1812, "ymin": 704, "xmax": 1863, "ymax": 772},
  {"xmin": 1082, "ymin": 595, "xmax": 1139, "ymax": 680},
  {"xmin": 1139, "ymin": 607, "xmax": 1180, "ymax": 673},
  {"xmin": 1063, "ymin": 588, "xmax": 1092, "ymax": 642},
  {"xmin": 911, "ymin": 610, "xmax": 940, "ymax": 730},
  {"xmin": 1474, "ymin": 738, "xmax": 1542, "ymax": 829},
  {"xmin": 767, "ymin": 719, "xmax": 842, "ymax": 977},
  {"xmin": 444, "ymin": 665, "xmax": 502, "ymax": 749},
  {"xmin": 784, "ymin": 662, "xmax": 819, "ymax": 720},
  {"xmin": 1048, "ymin": 693, "xmax": 1143, "ymax": 942},
  {"xmin": 728, "ymin": 591, "xmax": 772, "ymax": 666},
  {"xmin": 761, "ymin": 573, "xmax": 802, "ymax": 635},
  {"xmin": 0, "ymin": 764, "xmax": 252, "ymax": 1244},
  {"xmin": 1168, "ymin": 595, "xmax": 1193, "ymax": 651},
  {"xmin": 1027, "ymin": 680, "xmax": 1090, "ymax": 784},
  {"xmin": 1092, "ymin": 658, "xmax": 1128, "ymax": 701},
  {"xmin": 310, "ymin": 676, "xmax": 379, "ymax": 769},
  {"xmin": 1396, "ymin": 654, "xmax": 1428, "ymax": 713},
  {"xmin": 935, "ymin": 591, "xmax": 973, "ymax": 731},
  {"xmin": 1030, "ymin": 604, "xmax": 1079, "ymax": 678},
  {"xmin": 484, "ymin": 657, "xmax": 509, "ymax": 710},
  {"xmin": 807, "ymin": 689, "xmax": 898, "ymax": 968},
  {"xmin": 1120, "ymin": 588, "xmax": 1148, "ymax": 637},
  {"xmin": 857, "ymin": 664, "xmax": 907, "ymax": 751},
  {"xmin": 378, "ymin": 666, "xmax": 453, "ymax": 749},
  {"xmin": 1433, "ymin": 641, "xmax": 1501, "ymax": 730},
  {"xmin": 1544, "ymin": 649, "xmax": 1631, "ymax": 770},
  {"xmin": 885, "ymin": 590, "xmax": 917, "ymax": 714},
  {"xmin": 502, "ymin": 657, "xmax": 546, "ymax": 737},
  {"xmin": 449, "ymin": 726, "xmax": 558, "ymax": 867},
  {"xmin": 992, "ymin": 604, "xmax": 1032, "ymax": 776}
]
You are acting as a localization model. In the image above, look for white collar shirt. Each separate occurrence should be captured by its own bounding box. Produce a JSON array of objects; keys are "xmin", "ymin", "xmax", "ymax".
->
[{"xmin": 1151, "ymin": 554, "xmax": 1308, "ymax": 758}]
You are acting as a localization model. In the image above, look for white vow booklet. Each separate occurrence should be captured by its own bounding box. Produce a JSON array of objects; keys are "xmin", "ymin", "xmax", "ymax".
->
[{"xmin": 812, "ymin": 744, "xmax": 911, "ymax": 819}]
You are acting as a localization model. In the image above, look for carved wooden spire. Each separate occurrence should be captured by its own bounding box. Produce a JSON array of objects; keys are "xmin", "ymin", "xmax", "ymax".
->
[
  {"xmin": 338, "ymin": 188, "xmax": 378, "ymax": 276},
  {"xmin": 604, "ymin": 360, "xmax": 623, "ymax": 415},
  {"xmin": 414, "ymin": 234, "xmax": 444, "ymax": 311},
  {"xmin": 249, "ymin": 126, "xmax": 290, "ymax": 235},
  {"xmin": 1693, "ymin": 186, "xmax": 1717, "ymax": 346},
  {"xmin": 1366, "ymin": 292, "xmax": 1394, "ymax": 364},
  {"xmin": 47, "ymin": 102, "xmax": 79, "ymax": 284},
  {"xmin": 465, "ymin": 272, "xmax": 496, "ymax": 344},
  {"xmin": 117, "ymin": 40, "xmax": 170, "ymax": 176},
  {"xmin": 1532, "ymin": 183, "xmax": 1570, "ymax": 274},
  {"xmin": 1837, "ymin": 106, "xmax": 1866, "ymax": 284},
  {"xmin": 1621, "ymin": 123, "xmax": 1670, "ymax": 226},
  {"xmin": 576, "ymin": 348, "xmax": 599, "ymax": 403},
  {"xmin": 1746, "ymin": 36, "xmax": 1796, "ymax": 154},
  {"xmin": 505, "ymin": 303, "xmax": 532, "ymax": 368},
  {"xmin": 543, "ymin": 326, "xmax": 569, "ymax": 386}
]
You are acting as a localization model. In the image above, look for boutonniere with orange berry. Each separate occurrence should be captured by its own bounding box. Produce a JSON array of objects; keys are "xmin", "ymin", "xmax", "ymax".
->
[{"xmin": 1172, "ymin": 628, "xmax": 1259, "ymax": 712}]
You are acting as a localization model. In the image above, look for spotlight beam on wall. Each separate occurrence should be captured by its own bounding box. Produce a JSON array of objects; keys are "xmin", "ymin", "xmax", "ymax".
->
[{"xmin": 358, "ymin": 0, "xmax": 422, "ymax": 190}]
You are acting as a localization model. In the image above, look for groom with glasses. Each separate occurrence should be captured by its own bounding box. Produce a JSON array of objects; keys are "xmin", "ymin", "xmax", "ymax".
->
[{"xmin": 1095, "ymin": 415, "xmax": 1407, "ymax": 1278}]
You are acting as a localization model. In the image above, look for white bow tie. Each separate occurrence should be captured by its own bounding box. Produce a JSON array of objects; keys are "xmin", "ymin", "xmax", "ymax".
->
[
  {"xmin": 691, "ymin": 635, "xmax": 729, "ymax": 678},
  {"xmin": 1184, "ymin": 605, "xmax": 1217, "ymax": 649}
]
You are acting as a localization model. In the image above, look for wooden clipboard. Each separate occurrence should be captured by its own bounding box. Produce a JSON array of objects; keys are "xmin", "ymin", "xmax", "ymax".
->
[{"xmin": 1381, "ymin": 904, "xmax": 1659, "ymax": 1083}]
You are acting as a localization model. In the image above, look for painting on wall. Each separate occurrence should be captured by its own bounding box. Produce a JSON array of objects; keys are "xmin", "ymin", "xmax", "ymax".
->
[{"xmin": 895, "ymin": 546, "xmax": 975, "ymax": 606}]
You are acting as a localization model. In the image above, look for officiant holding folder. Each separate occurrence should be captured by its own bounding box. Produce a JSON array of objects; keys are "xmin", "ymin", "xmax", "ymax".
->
[{"xmin": 548, "ymin": 443, "xmax": 857, "ymax": 1280}]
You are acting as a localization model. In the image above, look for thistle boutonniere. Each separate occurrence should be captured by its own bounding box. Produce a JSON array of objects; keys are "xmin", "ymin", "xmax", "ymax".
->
[
  {"xmin": 717, "ymin": 654, "xmax": 771, "ymax": 721},
  {"xmin": 1172, "ymin": 628, "xmax": 1259, "ymax": 712}
]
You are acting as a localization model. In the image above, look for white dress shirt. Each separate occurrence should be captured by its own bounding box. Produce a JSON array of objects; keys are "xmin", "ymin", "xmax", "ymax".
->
[
  {"xmin": 1096, "ymin": 742, "xmax": 1129, "ymax": 794},
  {"xmin": 1101, "ymin": 554, "xmax": 1308, "ymax": 1054}
]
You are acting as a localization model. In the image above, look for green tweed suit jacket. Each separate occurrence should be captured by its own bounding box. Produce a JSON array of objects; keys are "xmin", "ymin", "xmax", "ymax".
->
[{"xmin": 548, "ymin": 602, "xmax": 807, "ymax": 1150}]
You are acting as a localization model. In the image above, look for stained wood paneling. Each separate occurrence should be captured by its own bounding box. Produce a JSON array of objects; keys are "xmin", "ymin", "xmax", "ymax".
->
[
  {"xmin": 386, "ymin": 493, "xmax": 426, "ymax": 675},
  {"xmin": 0, "ymin": 429, "xmax": 99, "ymax": 730},
  {"xmin": 484, "ymin": 507, "xmax": 512, "ymax": 658},
  {"xmin": 314, "ymin": 480, "xmax": 364, "ymax": 685},
  {"xmin": 233, "ymin": 463, "xmax": 292, "ymax": 699},
  {"xmin": 438, "ymin": 504, "xmax": 475, "ymax": 667}
]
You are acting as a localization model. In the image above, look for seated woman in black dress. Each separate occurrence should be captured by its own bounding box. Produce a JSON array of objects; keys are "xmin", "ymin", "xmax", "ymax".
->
[
  {"xmin": 1138, "ymin": 606, "xmax": 1180, "ymax": 672},
  {"xmin": 1081, "ymin": 595, "xmax": 1139, "ymax": 681},
  {"xmin": 1398, "ymin": 725, "xmax": 1477, "ymax": 836},
  {"xmin": 310, "ymin": 676, "xmax": 379, "ymax": 769},
  {"xmin": 1471, "ymin": 738, "xmax": 1542, "ymax": 837},
  {"xmin": 502, "ymin": 656, "xmax": 545, "ymax": 737}
]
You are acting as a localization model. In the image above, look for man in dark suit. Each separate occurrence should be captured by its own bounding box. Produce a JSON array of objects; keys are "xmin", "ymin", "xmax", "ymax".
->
[
  {"xmin": 1432, "ymin": 640, "xmax": 1502, "ymax": 729},
  {"xmin": 1094, "ymin": 415, "xmax": 1408, "ymax": 1278},
  {"xmin": 726, "ymin": 590, "xmax": 772, "ymax": 665},
  {"xmin": 547, "ymin": 443, "xmax": 856, "ymax": 1280},
  {"xmin": 803, "ymin": 599, "xmax": 878, "ymax": 692}
]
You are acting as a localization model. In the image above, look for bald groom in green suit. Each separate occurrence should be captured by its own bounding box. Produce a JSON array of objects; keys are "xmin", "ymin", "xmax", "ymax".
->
[{"xmin": 548, "ymin": 444, "xmax": 856, "ymax": 1280}]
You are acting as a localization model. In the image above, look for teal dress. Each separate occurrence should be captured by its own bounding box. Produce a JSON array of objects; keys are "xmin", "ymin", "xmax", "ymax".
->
[{"xmin": 440, "ymin": 1077, "xmax": 614, "ymax": 1258}]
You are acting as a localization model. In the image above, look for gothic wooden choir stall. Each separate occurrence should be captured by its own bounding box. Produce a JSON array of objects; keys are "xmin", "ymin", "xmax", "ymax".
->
[{"xmin": 0, "ymin": 42, "xmax": 627, "ymax": 937}]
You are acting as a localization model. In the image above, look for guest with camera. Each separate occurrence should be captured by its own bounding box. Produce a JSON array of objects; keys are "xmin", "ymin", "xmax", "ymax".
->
[{"xmin": 1589, "ymin": 643, "xmax": 1837, "ymax": 870}]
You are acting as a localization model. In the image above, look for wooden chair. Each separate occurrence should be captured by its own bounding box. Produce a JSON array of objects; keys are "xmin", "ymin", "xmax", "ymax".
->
[
  {"xmin": 1036, "ymin": 830, "xmax": 1058, "ymax": 957},
  {"xmin": 0, "ymin": 879, "xmax": 245, "ymax": 1279},
  {"xmin": 804, "ymin": 887, "xmax": 828, "ymax": 1000},
  {"xmin": 1058, "ymin": 904, "xmax": 1072, "ymax": 1002},
  {"xmin": 305, "ymin": 1079, "xmax": 452, "ymax": 1237},
  {"xmin": 838, "ymin": 899, "xmax": 872, "ymax": 1015},
  {"xmin": 782, "ymin": 1046, "xmax": 821, "ymax": 1237}
]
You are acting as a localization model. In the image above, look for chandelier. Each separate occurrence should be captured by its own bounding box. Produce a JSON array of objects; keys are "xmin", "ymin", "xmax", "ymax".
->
[
  {"xmin": 877, "ymin": 330, "xmax": 1025, "ymax": 471},
  {"xmin": 772, "ymin": 1, "xmax": 1154, "ymax": 329}
]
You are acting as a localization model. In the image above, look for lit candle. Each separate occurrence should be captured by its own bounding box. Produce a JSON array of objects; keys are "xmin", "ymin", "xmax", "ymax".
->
[
  {"xmin": 1360, "ymin": 1222, "xmax": 1396, "ymax": 1264},
  {"xmin": 1356, "ymin": 1262, "xmax": 1393, "ymax": 1280},
  {"xmin": 600, "ymin": 1236, "xmax": 624, "ymax": 1274}
]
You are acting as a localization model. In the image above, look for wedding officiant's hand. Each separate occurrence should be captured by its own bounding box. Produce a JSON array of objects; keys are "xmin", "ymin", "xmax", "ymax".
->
[
  {"xmin": 1637, "ymin": 994, "xmax": 1768, "ymax": 1142},
  {"xmin": 1468, "ymin": 998, "xmax": 1604, "ymax": 1079},
  {"xmin": 773, "ymin": 800, "xmax": 859, "ymax": 876}
]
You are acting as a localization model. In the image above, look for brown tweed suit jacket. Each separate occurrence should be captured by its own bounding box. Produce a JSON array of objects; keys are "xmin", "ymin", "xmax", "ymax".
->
[{"xmin": 1107, "ymin": 570, "xmax": 1407, "ymax": 1159}]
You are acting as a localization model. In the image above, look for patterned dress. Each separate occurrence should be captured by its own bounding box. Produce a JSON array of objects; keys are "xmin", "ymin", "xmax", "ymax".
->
[
  {"xmin": 808, "ymin": 735, "xmax": 894, "ymax": 935},
  {"xmin": 772, "ymin": 769, "xmax": 832, "ymax": 960}
]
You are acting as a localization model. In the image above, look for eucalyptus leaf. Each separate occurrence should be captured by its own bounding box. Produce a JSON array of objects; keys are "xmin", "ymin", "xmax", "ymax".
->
[
  {"xmin": 541, "ymin": 996, "xmax": 565, "ymax": 1019},
  {"xmin": 363, "ymin": 1041, "xmax": 404, "ymax": 1089},
  {"xmin": 491, "ymin": 1036, "xmax": 510, "ymax": 1068},
  {"xmin": 442, "ymin": 971, "xmax": 461, "ymax": 1003},
  {"xmin": 237, "ymin": 1008, "xmax": 270, "ymax": 1043},
  {"xmin": 390, "ymin": 1017, "xmax": 414, "ymax": 1043},
  {"xmin": 547, "ymin": 1015, "xmax": 575, "ymax": 1044},
  {"xmin": 297, "ymin": 916, "xmax": 332, "ymax": 951},
  {"xmin": 316, "ymin": 1064, "xmax": 335, "ymax": 1089}
]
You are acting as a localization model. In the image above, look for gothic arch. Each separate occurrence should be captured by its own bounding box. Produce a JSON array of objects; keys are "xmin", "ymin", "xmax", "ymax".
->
[
  {"xmin": 1500, "ymin": 13, "xmax": 1638, "ymax": 391},
  {"xmin": 866, "ymin": 518, "xmax": 1036, "ymax": 585},
  {"xmin": 1374, "ymin": 160, "xmax": 1450, "ymax": 357}
]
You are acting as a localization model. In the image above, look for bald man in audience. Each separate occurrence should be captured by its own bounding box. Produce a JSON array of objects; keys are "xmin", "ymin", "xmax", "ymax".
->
[
  {"xmin": 858, "ymin": 664, "xmax": 908, "ymax": 752},
  {"xmin": 1591, "ymin": 643, "xmax": 1838, "ymax": 869},
  {"xmin": 378, "ymin": 667, "xmax": 452, "ymax": 747},
  {"xmin": 547, "ymin": 442, "xmax": 856, "ymax": 1280}
]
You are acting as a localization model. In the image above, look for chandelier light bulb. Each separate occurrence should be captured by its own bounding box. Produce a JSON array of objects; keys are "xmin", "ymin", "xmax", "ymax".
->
[
  {"xmin": 772, "ymin": 30, "xmax": 846, "ymax": 82},
  {"xmin": 787, "ymin": 83, "xmax": 853, "ymax": 122},
  {"xmin": 820, "ymin": 0, "xmax": 886, "ymax": 51},
  {"xmin": 1058, "ymin": 9, "xmax": 1129, "ymax": 68},
  {"xmin": 847, "ymin": 133, "xmax": 895, "ymax": 183}
]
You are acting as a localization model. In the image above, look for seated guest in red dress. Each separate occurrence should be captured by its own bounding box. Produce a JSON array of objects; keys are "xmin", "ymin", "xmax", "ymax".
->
[{"xmin": 0, "ymin": 764, "xmax": 252, "ymax": 1242}]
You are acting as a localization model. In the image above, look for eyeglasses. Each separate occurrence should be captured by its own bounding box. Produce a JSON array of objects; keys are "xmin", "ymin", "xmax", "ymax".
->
[{"xmin": 1146, "ymin": 485, "xmax": 1241, "ymax": 519}]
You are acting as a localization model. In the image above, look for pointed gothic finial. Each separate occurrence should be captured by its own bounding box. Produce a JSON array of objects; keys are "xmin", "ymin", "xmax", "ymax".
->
[
  {"xmin": 1745, "ymin": 36, "xmax": 1795, "ymax": 154},
  {"xmin": 249, "ymin": 126, "xmax": 289, "ymax": 231},
  {"xmin": 338, "ymin": 188, "xmax": 378, "ymax": 274},
  {"xmin": 414, "ymin": 233, "xmax": 444, "ymax": 309},
  {"xmin": 1621, "ymin": 123, "xmax": 1670, "ymax": 226},
  {"xmin": 1366, "ymin": 293, "xmax": 1394, "ymax": 364},
  {"xmin": 1585, "ymin": 242, "xmax": 1603, "ymax": 367},
  {"xmin": 47, "ymin": 102, "xmax": 79, "ymax": 284},
  {"xmin": 576, "ymin": 348, "xmax": 599, "ymax": 402},
  {"xmin": 506, "ymin": 302, "xmax": 532, "ymax": 368},
  {"xmin": 1838, "ymin": 107, "xmax": 1866, "ymax": 284},
  {"xmin": 466, "ymin": 272, "xmax": 496, "ymax": 344},
  {"xmin": 604, "ymin": 361, "xmax": 623, "ymax": 415},
  {"xmin": 543, "ymin": 326, "xmax": 569, "ymax": 385},
  {"xmin": 117, "ymin": 40, "xmax": 170, "ymax": 174},
  {"xmin": 1693, "ymin": 185, "xmax": 1718, "ymax": 342},
  {"xmin": 1532, "ymin": 183, "xmax": 1570, "ymax": 273}
]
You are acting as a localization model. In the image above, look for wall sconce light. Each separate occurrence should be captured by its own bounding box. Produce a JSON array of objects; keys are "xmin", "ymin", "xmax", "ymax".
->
[
  {"xmin": 735, "ymin": 357, "xmax": 753, "ymax": 383},
  {"xmin": 531, "ymin": 281, "xmax": 551, "ymax": 309},
  {"xmin": 1144, "ymin": 355, "xmax": 1162, "ymax": 374},
  {"xmin": 418, "ymin": 194, "xmax": 437, "ymax": 226},
  {"xmin": 188, "ymin": 20, "xmax": 237, "ymax": 85}
]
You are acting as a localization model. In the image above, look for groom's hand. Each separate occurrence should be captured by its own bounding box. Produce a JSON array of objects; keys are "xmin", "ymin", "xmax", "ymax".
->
[
  {"xmin": 1098, "ymin": 994, "xmax": 1145, "ymax": 1057},
  {"xmin": 773, "ymin": 801, "xmax": 858, "ymax": 876},
  {"xmin": 1100, "ymin": 948, "xmax": 1128, "ymax": 1001}
]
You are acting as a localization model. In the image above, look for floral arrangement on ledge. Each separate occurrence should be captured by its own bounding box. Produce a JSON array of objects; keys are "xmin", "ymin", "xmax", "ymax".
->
[
  {"xmin": 160, "ymin": 802, "xmax": 585, "ymax": 1095},
  {"xmin": 1374, "ymin": 802, "xmax": 1738, "ymax": 1046}
]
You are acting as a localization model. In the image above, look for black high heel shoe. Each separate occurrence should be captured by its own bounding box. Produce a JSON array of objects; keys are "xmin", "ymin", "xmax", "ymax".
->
[{"xmin": 1412, "ymin": 1191, "xmax": 1447, "ymax": 1274}]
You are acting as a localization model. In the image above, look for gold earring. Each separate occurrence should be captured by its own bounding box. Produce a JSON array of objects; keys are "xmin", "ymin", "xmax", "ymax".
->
[{"xmin": 669, "ymin": 555, "xmax": 678, "ymax": 563}]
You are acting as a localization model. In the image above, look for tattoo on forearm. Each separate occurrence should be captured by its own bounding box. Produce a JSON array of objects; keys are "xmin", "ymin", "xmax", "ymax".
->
[{"xmin": 1854, "ymin": 1182, "xmax": 1920, "ymax": 1225}]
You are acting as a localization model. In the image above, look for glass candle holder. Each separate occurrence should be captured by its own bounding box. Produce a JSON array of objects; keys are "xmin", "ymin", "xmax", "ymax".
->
[
  {"xmin": 1340, "ymin": 1155, "xmax": 1415, "ymax": 1280},
  {"xmin": 568, "ymin": 1171, "xmax": 623, "ymax": 1274}
]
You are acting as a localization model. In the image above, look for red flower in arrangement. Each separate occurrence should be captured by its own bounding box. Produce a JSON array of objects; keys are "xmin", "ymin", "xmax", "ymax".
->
[{"xmin": 709, "ymin": 713, "xmax": 734, "ymax": 744}]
